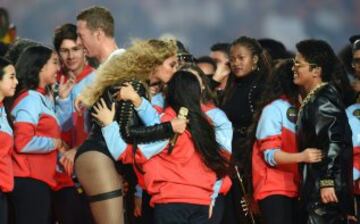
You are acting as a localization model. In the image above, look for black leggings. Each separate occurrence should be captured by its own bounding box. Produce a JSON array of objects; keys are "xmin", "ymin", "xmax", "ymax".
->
[
  {"xmin": 10, "ymin": 177, "xmax": 52, "ymax": 224},
  {"xmin": 53, "ymin": 186, "xmax": 94, "ymax": 224},
  {"xmin": 0, "ymin": 191, "xmax": 8, "ymax": 224},
  {"xmin": 154, "ymin": 196, "xmax": 225, "ymax": 224},
  {"xmin": 258, "ymin": 194, "xmax": 297, "ymax": 224}
]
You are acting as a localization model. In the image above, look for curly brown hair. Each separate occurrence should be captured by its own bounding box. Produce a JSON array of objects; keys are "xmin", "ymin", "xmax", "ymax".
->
[{"xmin": 80, "ymin": 39, "xmax": 177, "ymax": 107}]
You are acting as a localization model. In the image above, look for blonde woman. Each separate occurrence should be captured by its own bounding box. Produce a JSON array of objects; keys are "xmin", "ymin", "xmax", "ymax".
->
[{"xmin": 74, "ymin": 39, "xmax": 180, "ymax": 224}]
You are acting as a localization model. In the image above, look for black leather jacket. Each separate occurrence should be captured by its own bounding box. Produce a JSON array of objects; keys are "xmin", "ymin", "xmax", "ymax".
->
[
  {"xmin": 296, "ymin": 84, "xmax": 353, "ymax": 214},
  {"xmin": 89, "ymin": 80, "xmax": 174, "ymax": 144}
]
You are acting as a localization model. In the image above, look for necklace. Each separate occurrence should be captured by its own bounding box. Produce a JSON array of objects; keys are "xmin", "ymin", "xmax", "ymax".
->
[{"xmin": 298, "ymin": 82, "xmax": 328, "ymax": 115}]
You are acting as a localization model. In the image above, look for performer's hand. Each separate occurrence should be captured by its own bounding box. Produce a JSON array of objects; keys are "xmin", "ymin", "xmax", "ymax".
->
[
  {"xmin": 116, "ymin": 83, "xmax": 142, "ymax": 107},
  {"xmin": 170, "ymin": 117, "xmax": 187, "ymax": 134},
  {"xmin": 59, "ymin": 148, "xmax": 77, "ymax": 176},
  {"xmin": 58, "ymin": 74, "xmax": 75, "ymax": 99},
  {"xmin": 91, "ymin": 98, "xmax": 115, "ymax": 126},
  {"xmin": 320, "ymin": 187, "xmax": 338, "ymax": 203},
  {"xmin": 54, "ymin": 138, "xmax": 65, "ymax": 151},
  {"xmin": 301, "ymin": 148, "xmax": 322, "ymax": 163},
  {"xmin": 347, "ymin": 215, "xmax": 358, "ymax": 223},
  {"xmin": 74, "ymin": 95, "xmax": 85, "ymax": 114},
  {"xmin": 56, "ymin": 140, "xmax": 70, "ymax": 155},
  {"xmin": 212, "ymin": 61, "xmax": 230, "ymax": 83},
  {"xmin": 134, "ymin": 196, "xmax": 142, "ymax": 217}
]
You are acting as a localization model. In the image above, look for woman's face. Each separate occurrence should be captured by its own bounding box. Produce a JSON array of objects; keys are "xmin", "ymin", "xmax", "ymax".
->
[
  {"xmin": 229, "ymin": 44, "xmax": 258, "ymax": 78},
  {"xmin": 151, "ymin": 55, "xmax": 178, "ymax": 84},
  {"xmin": 0, "ymin": 65, "xmax": 18, "ymax": 98},
  {"xmin": 39, "ymin": 53, "xmax": 60, "ymax": 87}
]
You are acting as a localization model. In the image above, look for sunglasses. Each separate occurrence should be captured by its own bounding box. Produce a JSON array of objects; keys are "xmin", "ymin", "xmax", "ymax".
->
[{"xmin": 292, "ymin": 58, "xmax": 317, "ymax": 68}]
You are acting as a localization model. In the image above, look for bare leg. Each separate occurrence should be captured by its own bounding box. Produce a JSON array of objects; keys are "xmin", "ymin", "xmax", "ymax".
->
[{"xmin": 75, "ymin": 151, "xmax": 124, "ymax": 224}]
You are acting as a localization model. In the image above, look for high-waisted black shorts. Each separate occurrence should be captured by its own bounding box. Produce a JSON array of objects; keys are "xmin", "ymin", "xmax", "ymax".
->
[{"xmin": 75, "ymin": 129, "xmax": 115, "ymax": 162}]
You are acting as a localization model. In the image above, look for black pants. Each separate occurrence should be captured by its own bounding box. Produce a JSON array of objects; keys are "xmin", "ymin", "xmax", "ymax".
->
[
  {"xmin": 53, "ymin": 186, "xmax": 93, "ymax": 224},
  {"xmin": 221, "ymin": 134, "xmax": 257, "ymax": 224},
  {"xmin": 0, "ymin": 191, "xmax": 8, "ymax": 224},
  {"xmin": 10, "ymin": 178, "xmax": 52, "ymax": 224},
  {"xmin": 154, "ymin": 196, "xmax": 224, "ymax": 224},
  {"xmin": 258, "ymin": 195, "xmax": 297, "ymax": 224},
  {"xmin": 355, "ymin": 195, "xmax": 360, "ymax": 223},
  {"xmin": 140, "ymin": 191, "xmax": 154, "ymax": 224},
  {"xmin": 298, "ymin": 201, "xmax": 347, "ymax": 224}
]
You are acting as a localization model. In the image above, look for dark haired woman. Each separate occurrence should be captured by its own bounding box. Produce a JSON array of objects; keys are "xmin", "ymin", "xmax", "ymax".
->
[
  {"xmin": 250, "ymin": 60, "xmax": 322, "ymax": 224},
  {"xmin": 93, "ymin": 69, "xmax": 233, "ymax": 223},
  {"xmin": 113, "ymin": 63, "xmax": 229, "ymax": 223},
  {"xmin": 0, "ymin": 57, "xmax": 18, "ymax": 224},
  {"xmin": 10, "ymin": 46, "xmax": 73, "ymax": 224},
  {"xmin": 220, "ymin": 36, "xmax": 272, "ymax": 223}
]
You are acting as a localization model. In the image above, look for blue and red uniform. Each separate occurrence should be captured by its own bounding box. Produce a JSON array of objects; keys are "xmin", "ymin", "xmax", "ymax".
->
[
  {"xmin": 57, "ymin": 65, "xmax": 95, "ymax": 148},
  {"xmin": 55, "ymin": 65, "xmax": 95, "ymax": 190},
  {"xmin": 0, "ymin": 101, "xmax": 13, "ymax": 224},
  {"xmin": 252, "ymin": 98, "xmax": 300, "ymax": 201},
  {"xmin": 11, "ymin": 88, "xmax": 71, "ymax": 188},
  {"xmin": 101, "ymin": 102, "xmax": 233, "ymax": 206},
  {"xmin": 10, "ymin": 88, "xmax": 72, "ymax": 223},
  {"xmin": 346, "ymin": 103, "xmax": 360, "ymax": 195},
  {"xmin": 150, "ymin": 92, "xmax": 165, "ymax": 114},
  {"xmin": 0, "ymin": 102, "xmax": 14, "ymax": 193}
]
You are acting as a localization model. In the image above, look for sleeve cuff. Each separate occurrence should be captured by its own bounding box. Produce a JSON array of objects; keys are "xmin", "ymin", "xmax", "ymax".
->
[
  {"xmin": 263, "ymin": 149, "xmax": 279, "ymax": 167},
  {"xmin": 354, "ymin": 167, "xmax": 360, "ymax": 181},
  {"xmin": 319, "ymin": 179, "xmax": 335, "ymax": 188},
  {"xmin": 101, "ymin": 121, "xmax": 118, "ymax": 133},
  {"xmin": 134, "ymin": 185, "xmax": 143, "ymax": 198},
  {"xmin": 134, "ymin": 97, "xmax": 147, "ymax": 111}
]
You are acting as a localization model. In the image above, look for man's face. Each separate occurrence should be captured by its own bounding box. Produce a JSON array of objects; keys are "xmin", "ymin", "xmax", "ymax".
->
[
  {"xmin": 352, "ymin": 50, "xmax": 360, "ymax": 79},
  {"xmin": 76, "ymin": 20, "xmax": 98, "ymax": 58},
  {"xmin": 292, "ymin": 52, "xmax": 318, "ymax": 88},
  {"xmin": 58, "ymin": 39, "xmax": 85, "ymax": 73},
  {"xmin": 210, "ymin": 51, "xmax": 228, "ymax": 65},
  {"xmin": 197, "ymin": 62, "xmax": 216, "ymax": 76}
]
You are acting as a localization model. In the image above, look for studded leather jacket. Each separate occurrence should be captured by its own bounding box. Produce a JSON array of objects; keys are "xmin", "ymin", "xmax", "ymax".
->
[
  {"xmin": 89, "ymin": 80, "xmax": 174, "ymax": 144},
  {"xmin": 296, "ymin": 84, "xmax": 353, "ymax": 214}
]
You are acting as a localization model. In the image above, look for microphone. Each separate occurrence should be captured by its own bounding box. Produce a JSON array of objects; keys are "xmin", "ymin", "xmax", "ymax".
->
[{"xmin": 168, "ymin": 107, "xmax": 189, "ymax": 153}]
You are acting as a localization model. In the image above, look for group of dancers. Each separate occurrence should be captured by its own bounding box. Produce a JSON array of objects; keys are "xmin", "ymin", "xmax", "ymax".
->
[{"xmin": 0, "ymin": 5, "xmax": 359, "ymax": 224}]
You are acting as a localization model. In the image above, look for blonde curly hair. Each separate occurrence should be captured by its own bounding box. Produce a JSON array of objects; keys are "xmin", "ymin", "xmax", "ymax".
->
[{"xmin": 80, "ymin": 39, "xmax": 177, "ymax": 107}]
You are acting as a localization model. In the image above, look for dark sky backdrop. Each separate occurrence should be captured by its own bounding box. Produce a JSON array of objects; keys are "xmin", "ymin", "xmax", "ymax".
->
[{"xmin": 2, "ymin": 0, "xmax": 359, "ymax": 56}]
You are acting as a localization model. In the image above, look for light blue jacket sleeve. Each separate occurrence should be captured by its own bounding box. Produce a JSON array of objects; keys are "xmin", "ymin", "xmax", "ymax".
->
[
  {"xmin": 101, "ymin": 122, "xmax": 128, "ymax": 160},
  {"xmin": 55, "ymin": 96, "xmax": 73, "ymax": 131},
  {"xmin": 13, "ymin": 109, "xmax": 55, "ymax": 153},
  {"xmin": 135, "ymin": 97, "xmax": 161, "ymax": 126},
  {"xmin": 101, "ymin": 121, "xmax": 169, "ymax": 160},
  {"xmin": 206, "ymin": 108, "xmax": 233, "ymax": 153}
]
